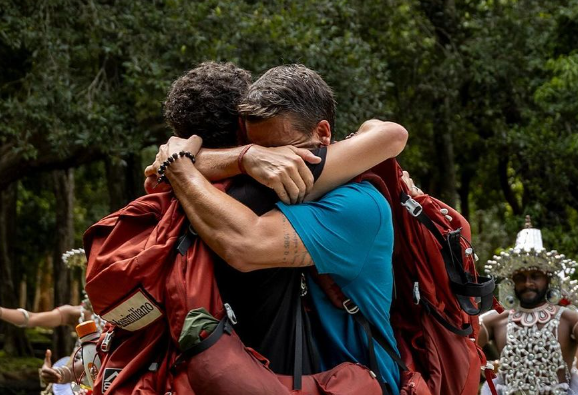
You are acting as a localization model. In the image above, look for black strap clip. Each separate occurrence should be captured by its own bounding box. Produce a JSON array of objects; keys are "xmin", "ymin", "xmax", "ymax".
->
[{"xmin": 176, "ymin": 225, "xmax": 198, "ymax": 256}]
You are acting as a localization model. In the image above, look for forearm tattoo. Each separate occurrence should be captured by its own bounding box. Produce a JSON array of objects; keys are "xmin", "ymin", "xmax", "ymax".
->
[{"xmin": 282, "ymin": 216, "xmax": 313, "ymax": 267}]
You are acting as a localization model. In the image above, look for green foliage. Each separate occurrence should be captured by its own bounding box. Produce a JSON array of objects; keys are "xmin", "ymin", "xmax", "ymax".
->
[
  {"xmin": 73, "ymin": 162, "xmax": 110, "ymax": 246},
  {"xmin": 1, "ymin": 0, "xmax": 578, "ymax": 299},
  {"xmin": 0, "ymin": 350, "xmax": 43, "ymax": 371}
]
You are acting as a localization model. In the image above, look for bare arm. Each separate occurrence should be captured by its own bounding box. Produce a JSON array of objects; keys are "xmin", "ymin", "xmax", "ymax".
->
[
  {"xmin": 193, "ymin": 146, "xmax": 248, "ymax": 180},
  {"xmin": 144, "ymin": 146, "xmax": 248, "ymax": 194},
  {"xmin": 160, "ymin": 136, "xmax": 313, "ymax": 272},
  {"xmin": 144, "ymin": 144, "xmax": 321, "ymax": 203},
  {"xmin": 217, "ymin": 119, "xmax": 408, "ymax": 203},
  {"xmin": 41, "ymin": 349, "xmax": 85, "ymax": 384},
  {"xmin": 238, "ymin": 119, "xmax": 408, "ymax": 203},
  {"xmin": 477, "ymin": 311, "xmax": 498, "ymax": 347},
  {"xmin": 564, "ymin": 309, "xmax": 578, "ymax": 341},
  {"xmin": 305, "ymin": 120, "xmax": 408, "ymax": 201},
  {"xmin": 0, "ymin": 305, "xmax": 72, "ymax": 328},
  {"xmin": 145, "ymin": 119, "xmax": 407, "ymax": 202}
]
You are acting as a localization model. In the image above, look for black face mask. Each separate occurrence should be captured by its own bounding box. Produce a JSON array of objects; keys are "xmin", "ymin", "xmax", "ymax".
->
[{"xmin": 515, "ymin": 286, "xmax": 548, "ymax": 308}]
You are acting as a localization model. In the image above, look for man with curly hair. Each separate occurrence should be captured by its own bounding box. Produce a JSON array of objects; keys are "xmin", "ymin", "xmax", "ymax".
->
[{"xmin": 164, "ymin": 62, "xmax": 250, "ymax": 148}]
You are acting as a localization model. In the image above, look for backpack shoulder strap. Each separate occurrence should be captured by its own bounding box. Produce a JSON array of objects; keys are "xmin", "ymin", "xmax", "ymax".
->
[{"xmin": 308, "ymin": 268, "xmax": 407, "ymax": 372}]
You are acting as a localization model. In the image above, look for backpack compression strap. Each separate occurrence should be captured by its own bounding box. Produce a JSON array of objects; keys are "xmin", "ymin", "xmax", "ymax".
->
[
  {"xmin": 172, "ymin": 314, "xmax": 234, "ymax": 369},
  {"xmin": 309, "ymin": 269, "xmax": 407, "ymax": 372}
]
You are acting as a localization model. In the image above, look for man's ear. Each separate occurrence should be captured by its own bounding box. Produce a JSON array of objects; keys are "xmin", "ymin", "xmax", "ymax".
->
[
  {"xmin": 313, "ymin": 120, "xmax": 331, "ymax": 146},
  {"xmin": 237, "ymin": 117, "xmax": 249, "ymax": 145}
]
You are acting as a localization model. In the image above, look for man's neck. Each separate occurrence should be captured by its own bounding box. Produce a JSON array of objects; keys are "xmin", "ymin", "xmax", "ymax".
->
[{"xmin": 518, "ymin": 300, "xmax": 548, "ymax": 310}]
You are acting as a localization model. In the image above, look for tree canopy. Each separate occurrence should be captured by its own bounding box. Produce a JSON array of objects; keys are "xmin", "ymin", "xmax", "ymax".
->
[{"xmin": 1, "ymin": 0, "xmax": 577, "ymax": 356}]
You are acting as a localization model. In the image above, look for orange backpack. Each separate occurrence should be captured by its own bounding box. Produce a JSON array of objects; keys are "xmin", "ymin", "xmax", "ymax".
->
[
  {"xmin": 311, "ymin": 159, "xmax": 498, "ymax": 395},
  {"xmin": 84, "ymin": 159, "xmax": 496, "ymax": 395}
]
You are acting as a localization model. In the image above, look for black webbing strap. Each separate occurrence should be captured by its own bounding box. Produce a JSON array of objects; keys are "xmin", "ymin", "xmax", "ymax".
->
[
  {"xmin": 293, "ymin": 293, "xmax": 303, "ymax": 390},
  {"xmin": 346, "ymin": 305, "xmax": 407, "ymax": 372},
  {"xmin": 293, "ymin": 282, "xmax": 395, "ymax": 393},
  {"xmin": 420, "ymin": 298, "xmax": 473, "ymax": 336},
  {"xmin": 173, "ymin": 315, "xmax": 233, "ymax": 369},
  {"xmin": 365, "ymin": 320, "xmax": 408, "ymax": 372},
  {"xmin": 400, "ymin": 192, "xmax": 445, "ymax": 245},
  {"xmin": 445, "ymin": 230, "xmax": 470, "ymax": 284},
  {"xmin": 351, "ymin": 313, "xmax": 393, "ymax": 395},
  {"xmin": 176, "ymin": 224, "xmax": 198, "ymax": 256},
  {"xmin": 451, "ymin": 276, "xmax": 495, "ymax": 297}
]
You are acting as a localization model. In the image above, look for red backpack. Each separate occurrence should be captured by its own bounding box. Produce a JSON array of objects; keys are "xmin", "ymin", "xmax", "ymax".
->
[
  {"xmin": 359, "ymin": 159, "xmax": 496, "ymax": 395},
  {"xmin": 83, "ymin": 160, "xmax": 496, "ymax": 395},
  {"xmin": 311, "ymin": 159, "xmax": 498, "ymax": 395},
  {"xmin": 84, "ymin": 188, "xmax": 231, "ymax": 395}
]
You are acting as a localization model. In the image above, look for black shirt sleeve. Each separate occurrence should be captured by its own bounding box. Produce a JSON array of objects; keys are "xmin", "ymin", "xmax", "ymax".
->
[{"xmin": 308, "ymin": 146, "xmax": 327, "ymax": 181}]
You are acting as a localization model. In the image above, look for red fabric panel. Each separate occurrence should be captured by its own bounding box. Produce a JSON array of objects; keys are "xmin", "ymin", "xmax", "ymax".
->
[
  {"xmin": 187, "ymin": 328, "xmax": 382, "ymax": 395},
  {"xmin": 84, "ymin": 192, "xmax": 185, "ymax": 315},
  {"xmin": 164, "ymin": 239, "xmax": 225, "ymax": 345},
  {"xmin": 91, "ymin": 321, "xmax": 170, "ymax": 395}
]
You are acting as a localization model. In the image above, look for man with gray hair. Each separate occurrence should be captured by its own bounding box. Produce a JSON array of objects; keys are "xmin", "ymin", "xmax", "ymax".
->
[{"xmin": 150, "ymin": 64, "xmax": 406, "ymax": 394}]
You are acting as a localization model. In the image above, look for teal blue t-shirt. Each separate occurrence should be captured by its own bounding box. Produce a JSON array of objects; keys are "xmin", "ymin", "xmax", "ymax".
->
[{"xmin": 276, "ymin": 181, "xmax": 400, "ymax": 395}]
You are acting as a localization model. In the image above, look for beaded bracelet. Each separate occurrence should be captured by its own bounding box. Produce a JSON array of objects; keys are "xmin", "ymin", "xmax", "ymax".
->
[{"xmin": 157, "ymin": 151, "xmax": 196, "ymax": 184}]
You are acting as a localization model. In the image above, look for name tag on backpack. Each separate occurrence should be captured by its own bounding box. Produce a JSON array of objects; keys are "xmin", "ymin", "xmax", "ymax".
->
[{"xmin": 102, "ymin": 288, "xmax": 162, "ymax": 331}]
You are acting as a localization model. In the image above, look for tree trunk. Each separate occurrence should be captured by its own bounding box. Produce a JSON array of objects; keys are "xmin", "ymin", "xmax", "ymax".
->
[
  {"xmin": 33, "ymin": 254, "xmax": 54, "ymax": 312},
  {"xmin": 126, "ymin": 152, "xmax": 145, "ymax": 201},
  {"xmin": 459, "ymin": 169, "xmax": 472, "ymax": 220},
  {"xmin": 105, "ymin": 158, "xmax": 128, "ymax": 212},
  {"xmin": 0, "ymin": 182, "xmax": 33, "ymax": 356},
  {"xmin": 51, "ymin": 169, "xmax": 75, "ymax": 359},
  {"xmin": 498, "ymin": 156, "xmax": 522, "ymax": 215},
  {"xmin": 432, "ymin": 120, "xmax": 458, "ymax": 207},
  {"xmin": 105, "ymin": 153, "xmax": 145, "ymax": 212},
  {"xmin": 19, "ymin": 276, "xmax": 27, "ymax": 308}
]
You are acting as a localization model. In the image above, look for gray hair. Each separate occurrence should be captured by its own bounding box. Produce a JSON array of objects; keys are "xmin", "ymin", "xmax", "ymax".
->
[{"xmin": 238, "ymin": 64, "xmax": 336, "ymax": 136}]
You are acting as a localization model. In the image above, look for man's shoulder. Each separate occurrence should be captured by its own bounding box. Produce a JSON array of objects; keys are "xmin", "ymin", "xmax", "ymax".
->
[
  {"xmin": 326, "ymin": 180, "xmax": 385, "ymax": 201},
  {"xmin": 316, "ymin": 182, "xmax": 387, "ymax": 217},
  {"xmin": 561, "ymin": 306, "xmax": 578, "ymax": 325},
  {"xmin": 481, "ymin": 309, "xmax": 509, "ymax": 327}
]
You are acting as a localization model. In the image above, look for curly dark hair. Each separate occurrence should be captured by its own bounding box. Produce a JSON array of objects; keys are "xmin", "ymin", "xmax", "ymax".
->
[
  {"xmin": 164, "ymin": 62, "xmax": 252, "ymax": 148},
  {"xmin": 238, "ymin": 64, "xmax": 335, "ymax": 136}
]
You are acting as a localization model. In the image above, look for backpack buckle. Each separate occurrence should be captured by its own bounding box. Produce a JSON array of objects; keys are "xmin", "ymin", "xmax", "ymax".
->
[
  {"xmin": 100, "ymin": 330, "xmax": 114, "ymax": 353},
  {"xmin": 300, "ymin": 273, "xmax": 308, "ymax": 296},
  {"xmin": 412, "ymin": 282, "xmax": 421, "ymax": 305},
  {"xmin": 224, "ymin": 303, "xmax": 238, "ymax": 325},
  {"xmin": 342, "ymin": 299, "xmax": 359, "ymax": 314},
  {"xmin": 401, "ymin": 197, "xmax": 423, "ymax": 217}
]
